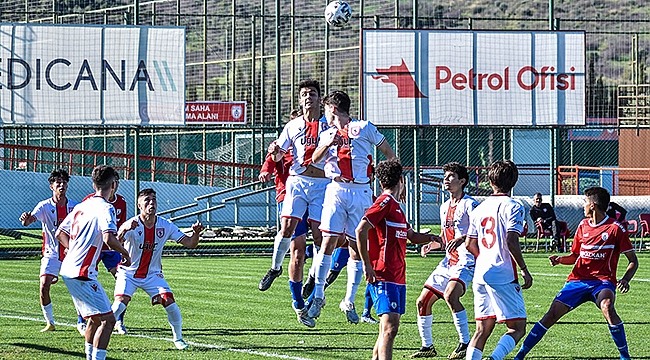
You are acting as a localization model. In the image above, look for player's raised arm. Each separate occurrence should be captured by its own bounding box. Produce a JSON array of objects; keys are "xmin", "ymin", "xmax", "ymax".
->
[
  {"xmin": 408, "ymin": 229, "xmax": 442, "ymax": 246},
  {"xmin": 377, "ymin": 139, "xmax": 395, "ymax": 160},
  {"xmin": 179, "ymin": 221, "xmax": 205, "ymax": 249},
  {"xmin": 117, "ymin": 219, "xmax": 138, "ymax": 242},
  {"xmin": 19, "ymin": 211, "xmax": 37, "ymax": 226},
  {"xmin": 617, "ymin": 250, "xmax": 638, "ymax": 294}
]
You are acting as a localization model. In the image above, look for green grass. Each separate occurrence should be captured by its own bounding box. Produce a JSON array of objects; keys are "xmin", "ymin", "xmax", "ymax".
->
[{"xmin": 0, "ymin": 253, "xmax": 649, "ymax": 359}]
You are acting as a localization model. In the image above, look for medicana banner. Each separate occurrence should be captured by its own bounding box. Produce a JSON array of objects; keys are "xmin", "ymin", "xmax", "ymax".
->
[
  {"xmin": 362, "ymin": 30, "xmax": 585, "ymax": 126},
  {"xmin": 0, "ymin": 24, "xmax": 185, "ymax": 125}
]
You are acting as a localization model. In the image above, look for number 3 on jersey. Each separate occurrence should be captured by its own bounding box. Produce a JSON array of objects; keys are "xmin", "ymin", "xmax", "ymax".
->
[{"xmin": 481, "ymin": 216, "xmax": 496, "ymax": 249}]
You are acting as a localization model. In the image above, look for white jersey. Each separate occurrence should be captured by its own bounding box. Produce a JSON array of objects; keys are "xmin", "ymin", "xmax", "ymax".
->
[
  {"xmin": 58, "ymin": 196, "xmax": 118, "ymax": 280},
  {"xmin": 276, "ymin": 115, "xmax": 330, "ymax": 175},
  {"xmin": 439, "ymin": 194, "xmax": 478, "ymax": 268},
  {"xmin": 319, "ymin": 119, "xmax": 385, "ymax": 184},
  {"xmin": 467, "ymin": 195, "xmax": 525, "ymax": 285},
  {"xmin": 31, "ymin": 198, "xmax": 78, "ymax": 260},
  {"xmin": 118, "ymin": 215, "xmax": 186, "ymax": 279}
]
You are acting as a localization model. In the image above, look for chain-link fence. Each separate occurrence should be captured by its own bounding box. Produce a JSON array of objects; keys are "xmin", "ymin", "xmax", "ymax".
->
[{"xmin": 2, "ymin": 0, "xmax": 650, "ymax": 257}]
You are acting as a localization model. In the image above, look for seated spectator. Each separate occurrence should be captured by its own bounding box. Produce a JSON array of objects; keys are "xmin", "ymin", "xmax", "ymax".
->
[
  {"xmin": 530, "ymin": 193, "xmax": 562, "ymax": 252},
  {"xmin": 606, "ymin": 201, "xmax": 627, "ymax": 223}
]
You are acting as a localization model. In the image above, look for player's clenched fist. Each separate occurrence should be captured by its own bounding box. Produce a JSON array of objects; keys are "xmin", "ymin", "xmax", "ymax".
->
[{"xmin": 191, "ymin": 221, "xmax": 205, "ymax": 235}]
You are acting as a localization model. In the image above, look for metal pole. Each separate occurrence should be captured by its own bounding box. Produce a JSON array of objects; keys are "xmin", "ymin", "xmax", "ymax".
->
[
  {"xmin": 203, "ymin": 0, "xmax": 208, "ymax": 100},
  {"xmin": 260, "ymin": 0, "xmax": 266, "ymax": 126},
  {"xmin": 275, "ymin": 0, "xmax": 281, "ymax": 127},
  {"xmin": 413, "ymin": 128, "xmax": 420, "ymax": 230},
  {"xmin": 548, "ymin": 0, "xmax": 554, "ymax": 30},
  {"xmin": 231, "ymin": 0, "xmax": 237, "ymax": 100},
  {"xmin": 134, "ymin": 0, "xmax": 139, "ymax": 25},
  {"xmin": 176, "ymin": 0, "xmax": 181, "ymax": 26},
  {"xmin": 251, "ymin": 15, "xmax": 257, "ymax": 126},
  {"xmin": 412, "ymin": 0, "xmax": 418, "ymax": 28},
  {"xmin": 290, "ymin": 0, "xmax": 296, "ymax": 111},
  {"xmin": 133, "ymin": 127, "xmax": 140, "ymax": 216}
]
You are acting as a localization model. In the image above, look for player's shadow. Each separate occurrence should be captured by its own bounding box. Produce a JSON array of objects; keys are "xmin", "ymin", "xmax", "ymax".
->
[
  {"xmin": 548, "ymin": 320, "xmax": 650, "ymax": 325},
  {"xmin": 10, "ymin": 342, "xmax": 121, "ymax": 359}
]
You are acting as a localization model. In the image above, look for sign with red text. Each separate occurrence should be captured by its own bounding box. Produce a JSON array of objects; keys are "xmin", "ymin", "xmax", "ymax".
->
[
  {"xmin": 361, "ymin": 30, "xmax": 585, "ymax": 126},
  {"xmin": 185, "ymin": 101, "xmax": 247, "ymax": 125}
]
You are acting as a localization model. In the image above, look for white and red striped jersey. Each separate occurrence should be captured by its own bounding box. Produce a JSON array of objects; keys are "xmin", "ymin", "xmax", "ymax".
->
[
  {"xmin": 118, "ymin": 216, "xmax": 186, "ymax": 278},
  {"xmin": 467, "ymin": 195, "xmax": 525, "ymax": 285},
  {"xmin": 58, "ymin": 196, "xmax": 118, "ymax": 280},
  {"xmin": 31, "ymin": 198, "xmax": 78, "ymax": 260},
  {"xmin": 276, "ymin": 115, "xmax": 329, "ymax": 175},
  {"xmin": 319, "ymin": 119, "xmax": 385, "ymax": 184},
  {"xmin": 439, "ymin": 194, "xmax": 478, "ymax": 267}
]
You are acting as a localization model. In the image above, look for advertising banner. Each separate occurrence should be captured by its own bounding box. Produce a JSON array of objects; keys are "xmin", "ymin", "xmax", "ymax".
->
[
  {"xmin": 0, "ymin": 24, "xmax": 185, "ymax": 125},
  {"xmin": 362, "ymin": 30, "xmax": 585, "ymax": 126}
]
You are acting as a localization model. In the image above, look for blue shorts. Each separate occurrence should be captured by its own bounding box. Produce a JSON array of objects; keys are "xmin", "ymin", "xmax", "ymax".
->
[
  {"xmin": 99, "ymin": 250, "xmax": 122, "ymax": 271},
  {"xmin": 368, "ymin": 281, "xmax": 406, "ymax": 315},
  {"xmin": 277, "ymin": 202, "xmax": 309, "ymax": 240},
  {"xmin": 330, "ymin": 247, "xmax": 350, "ymax": 271},
  {"xmin": 555, "ymin": 280, "xmax": 616, "ymax": 309}
]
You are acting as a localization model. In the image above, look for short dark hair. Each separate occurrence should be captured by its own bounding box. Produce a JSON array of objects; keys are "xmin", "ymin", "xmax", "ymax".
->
[
  {"xmin": 48, "ymin": 169, "xmax": 70, "ymax": 183},
  {"xmin": 488, "ymin": 160, "xmax": 518, "ymax": 193},
  {"xmin": 534, "ymin": 192, "xmax": 542, "ymax": 198},
  {"xmin": 376, "ymin": 159, "xmax": 402, "ymax": 189},
  {"xmin": 138, "ymin": 188, "xmax": 156, "ymax": 198},
  {"xmin": 92, "ymin": 165, "xmax": 116, "ymax": 191},
  {"xmin": 323, "ymin": 90, "xmax": 351, "ymax": 114},
  {"xmin": 584, "ymin": 187, "xmax": 610, "ymax": 212},
  {"xmin": 442, "ymin": 162, "xmax": 469, "ymax": 189},
  {"xmin": 297, "ymin": 79, "xmax": 321, "ymax": 96}
]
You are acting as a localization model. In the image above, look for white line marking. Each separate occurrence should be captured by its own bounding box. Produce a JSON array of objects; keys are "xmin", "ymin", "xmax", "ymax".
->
[
  {"xmin": 0, "ymin": 313, "xmax": 313, "ymax": 360},
  {"xmin": 532, "ymin": 272, "xmax": 650, "ymax": 283}
]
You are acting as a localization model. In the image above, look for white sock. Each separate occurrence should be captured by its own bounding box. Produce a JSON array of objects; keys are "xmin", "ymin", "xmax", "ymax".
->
[
  {"xmin": 344, "ymin": 259, "xmax": 363, "ymax": 304},
  {"xmin": 452, "ymin": 309, "xmax": 471, "ymax": 344},
  {"xmin": 92, "ymin": 348, "xmax": 106, "ymax": 360},
  {"xmin": 165, "ymin": 303, "xmax": 183, "ymax": 341},
  {"xmin": 41, "ymin": 303, "xmax": 55, "ymax": 324},
  {"xmin": 466, "ymin": 346, "xmax": 482, "ymax": 360},
  {"xmin": 111, "ymin": 301, "xmax": 126, "ymax": 321},
  {"xmin": 272, "ymin": 233, "xmax": 291, "ymax": 270},
  {"xmin": 85, "ymin": 342, "xmax": 93, "ymax": 360},
  {"xmin": 490, "ymin": 334, "xmax": 516, "ymax": 360},
  {"xmin": 314, "ymin": 253, "xmax": 332, "ymax": 298},
  {"xmin": 417, "ymin": 314, "xmax": 433, "ymax": 347}
]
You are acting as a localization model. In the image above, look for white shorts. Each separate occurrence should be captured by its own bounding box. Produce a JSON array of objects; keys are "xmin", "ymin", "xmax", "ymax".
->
[
  {"xmin": 281, "ymin": 175, "xmax": 330, "ymax": 223},
  {"xmin": 319, "ymin": 181, "xmax": 373, "ymax": 239},
  {"xmin": 40, "ymin": 256, "xmax": 63, "ymax": 281},
  {"xmin": 473, "ymin": 282, "xmax": 527, "ymax": 322},
  {"xmin": 114, "ymin": 270, "xmax": 173, "ymax": 302},
  {"xmin": 62, "ymin": 275, "xmax": 112, "ymax": 319},
  {"xmin": 424, "ymin": 262, "xmax": 474, "ymax": 296}
]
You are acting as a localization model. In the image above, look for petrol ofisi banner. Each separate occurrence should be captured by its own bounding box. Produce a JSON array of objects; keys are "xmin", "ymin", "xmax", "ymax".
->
[{"xmin": 362, "ymin": 30, "xmax": 585, "ymax": 126}]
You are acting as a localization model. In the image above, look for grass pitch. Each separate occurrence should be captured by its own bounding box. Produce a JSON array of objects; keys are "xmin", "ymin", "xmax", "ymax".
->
[{"xmin": 0, "ymin": 253, "xmax": 649, "ymax": 359}]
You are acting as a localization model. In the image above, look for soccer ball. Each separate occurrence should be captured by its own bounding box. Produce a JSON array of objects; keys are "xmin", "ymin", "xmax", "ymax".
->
[{"xmin": 324, "ymin": 0, "xmax": 352, "ymax": 27}]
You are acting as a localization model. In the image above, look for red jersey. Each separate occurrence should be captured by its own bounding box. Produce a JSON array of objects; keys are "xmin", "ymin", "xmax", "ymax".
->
[
  {"xmin": 260, "ymin": 150, "xmax": 292, "ymax": 203},
  {"xmin": 363, "ymin": 193, "xmax": 409, "ymax": 285},
  {"xmin": 568, "ymin": 216, "xmax": 634, "ymax": 284},
  {"xmin": 84, "ymin": 193, "xmax": 127, "ymax": 251}
]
